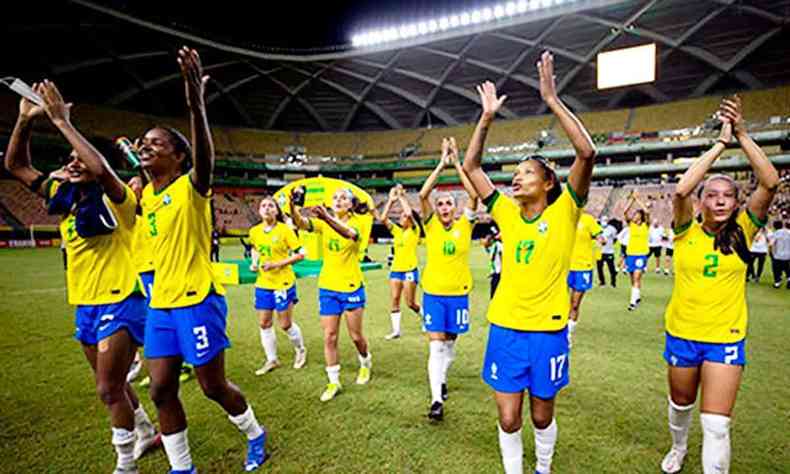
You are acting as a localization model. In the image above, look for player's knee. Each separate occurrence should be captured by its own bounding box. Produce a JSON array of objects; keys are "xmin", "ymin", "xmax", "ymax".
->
[
  {"xmin": 531, "ymin": 411, "xmax": 553, "ymax": 430},
  {"xmin": 324, "ymin": 330, "xmax": 339, "ymax": 347},
  {"xmin": 198, "ymin": 377, "xmax": 227, "ymax": 402},
  {"xmin": 499, "ymin": 412, "xmax": 523, "ymax": 433},
  {"xmin": 149, "ymin": 380, "xmax": 177, "ymax": 408},
  {"xmin": 670, "ymin": 391, "xmax": 696, "ymax": 407},
  {"xmin": 260, "ymin": 318, "xmax": 274, "ymax": 329},
  {"xmin": 96, "ymin": 379, "xmax": 125, "ymax": 407}
]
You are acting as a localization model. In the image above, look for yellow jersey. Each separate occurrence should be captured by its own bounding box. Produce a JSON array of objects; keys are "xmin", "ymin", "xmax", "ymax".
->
[
  {"xmin": 664, "ymin": 211, "xmax": 763, "ymax": 343},
  {"xmin": 49, "ymin": 181, "xmax": 140, "ymax": 305},
  {"xmin": 309, "ymin": 215, "xmax": 363, "ymax": 292},
  {"xmin": 485, "ymin": 185, "xmax": 584, "ymax": 331},
  {"xmin": 570, "ymin": 213, "xmax": 603, "ymax": 271},
  {"xmin": 421, "ymin": 214, "xmax": 473, "ymax": 296},
  {"xmin": 131, "ymin": 216, "xmax": 155, "ymax": 274},
  {"xmin": 140, "ymin": 175, "xmax": 225, "ymax": 309},
  {"xmin": 249, "ymin": 222, "xmax": 301, "ymax": 290},
  {"xmin": 627, "ymin": 222, "xmax": 649, "ymax": 255},
  {"xmin": 390, "ymin": 223, "xmax": 420, "ymax": 272}
]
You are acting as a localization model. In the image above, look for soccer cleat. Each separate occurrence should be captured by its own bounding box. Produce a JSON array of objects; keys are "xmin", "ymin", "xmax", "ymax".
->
[
  {"xmin": 773, "ymin": 282, "xmax": 781, "ymax": 288},
  {"xmin": 169, "ymin": 468, "xmax": 197, "ymax": 474},
  {"xmin": 113, "ymin": 468, "xmax": 139, "ymax": 474},
  {"xmin": 179, "ymin": 365, "xmax": 194, "ymax": 383},
  {"xmin": 133, "ymin": 431, "xmax": 161, "ymax": 460},
  {"xmin": 356, "ymin": 366, "xmax": 371, "ymax": 385},
  {"xmin": 293, "ymin": 348, "xmax": 307, "ymax": 369},
  {"xmin": 138, "ymin": 376, "xmax": 151, "ymax": 388},
  {"xmin": 255, "ymin": 360, "xmax": 281, "ymax": 376},
  {"xmin": 320, "ymin": 383, "xmax": 342, "ymax": 402},
  {"xmin": 664, "ymin": 269, "xmax": 670, "ymax": 276},
  {"xmin": 126, "ymin": 358, "xmax": 142, "ymax": 383},
  {"xmin": 441, "ymin": 383, "xmax": 448, "ymax": 401},
  {"xmin": 244, "ymin": 431, "xmax": 268, "ymax": 472},
  {"xmin": 660, "ymin": 447, "xmax": 687, "ymax": 473},
  {"xmin": 428, "ymin": 401, "xmax": 444, "ymax": 421},
  {"xmin": 384, "ymin": 332, "xmax": 401, "ymax": 340}
]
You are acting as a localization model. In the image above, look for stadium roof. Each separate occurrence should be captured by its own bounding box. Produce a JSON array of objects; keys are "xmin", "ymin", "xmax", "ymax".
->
[{"xmin": 4, "ymin": 0, "xmax": 790, "ymax": 133}]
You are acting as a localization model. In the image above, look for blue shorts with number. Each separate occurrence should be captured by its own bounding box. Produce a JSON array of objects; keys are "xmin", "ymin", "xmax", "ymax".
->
[
  {"xmin": 144, "ymin": 293, "xmax": 231, "ymax": 366},
  {"xmin": 74, "ymin": 294, "xmax": 146, "ymax": 346},
  {"xmin": 626, "ymin": 255, "xmax": 648, "ymax": 273},
  {"xmin": 482, "ymin": 323, "xmax": 570, "ymax": 399},
  {"xmin": 422, "ymin": 293, "xmax": 470, "ymax": 334},
  {"xmin": 663, "ymin": 332, "xmax": 746, "ymax": 367},
  {"xmin": 390, "ymin": 268, "xmax": 419, "ymax": 284},
  {"xmin": 319, "ymin": 286, "xmax": 366, "ymax": 316},
  {"xmin": 139, "ymin": 271, "xmax": 155, "ymax": 307},
  {"xmin": 255, "ymin": 285, "xmax": 298, "ymax": 312},
  {"xmin": 567, "ymin": 270, "xmax": 593, "ymax": 292}
]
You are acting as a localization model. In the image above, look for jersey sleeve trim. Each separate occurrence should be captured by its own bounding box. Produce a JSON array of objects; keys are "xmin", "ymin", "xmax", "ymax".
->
[
  {"xmin": 484, "ymin": 190, "xmax": 500, "ymax": 213},
  {"xmin": 566, "ymin": 183, "xmax": 587, "ymax": 208},
  {"xmin": 746, "ymin": 209, "xmax": 767, "ymax": 228},
  {"xmin": 674, "ymin": 220, "xmax": 693, "ymax": 235}
]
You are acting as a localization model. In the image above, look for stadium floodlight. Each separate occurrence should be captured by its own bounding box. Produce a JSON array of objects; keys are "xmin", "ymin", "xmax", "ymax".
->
[
  {"xmin": 506, "ymin": 2, "xmax": 517, "ymax": 15},
  {"xmin": 439, "ymin": 17, "xmax": 450, "ymax": 30},
  {"xmin": 460, "ymin": 12, "xmax": 471, "ymax": 25},
  {"xmin": 518, "ymin": 0, "xmax": 529, "ymax": 12},
  {"xmin": 450, "ymin": 15, "xmax": 461, "ymax": 27},
  {"xmin": 597, "ymin": 43, "xmax": 657, "ymax": 89},
  {"xmin": 494, "ymin": 5, "xmax": 505, "ymax": 18},
  {"xmin": 428, "ymin": 20, "xmax": 439, "ymax": 32},
  {"xmin": 471, "ymin": 10, "xmax": 482, "ymax": 23},
  {"xmin": 482, "ymin": 8, "xmax": 493, "ymax": 21}
]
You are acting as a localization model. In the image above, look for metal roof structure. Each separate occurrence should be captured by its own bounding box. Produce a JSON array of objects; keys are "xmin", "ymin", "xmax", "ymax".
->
[{"xmin": 4, "ymin": 0, "xmax": 790, "ymax": 132}]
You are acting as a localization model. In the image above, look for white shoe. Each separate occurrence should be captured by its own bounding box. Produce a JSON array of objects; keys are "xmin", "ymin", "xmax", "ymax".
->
[
  {"xmin": 384, "ymin": 332, "xmax": 401, "ymax": 340},
  {"xmin": 133, "ymin": 431, "xmax": 161, "ymax": 460},
  {"xmin": 255, "ymin": 360, "xmax": 280, "ymax": 375},
  {"xmin": 126, "ymin": 359, "xmax": 142, "ymax": 383},
  {"xmin": 113, "ymin": 467, "xmax": 139, "ymax": 474},
  {"xmin": 661, "ymin": 447, "xmax": 687, "ymax": 473},
  {"xmin": 293, "ymin": 348, "xmax": 307, "ymax": 369}
]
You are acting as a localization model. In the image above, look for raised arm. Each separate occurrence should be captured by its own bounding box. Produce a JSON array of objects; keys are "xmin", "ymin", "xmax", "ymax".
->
[
  {"xmin": 538, "ymin": 51, "xmax": 596, "ymax": 200},
  {"xmin": 672, "ymin": 122, "xmax": 732, "ymax": 228},
  {"xmin": 419, "ymin": 143, "xmax": 449, "ymax": 220},
  {"xmin": 396, "ymin": 186, "xmax": 418, "ymax": 226},
  {"xmin": 178, "ymin": 47, "xmax": 215, "ymax": 196},
  {"xmin": 39, "ymin": 81, "xmax": 127, "ymax": 203},
  {"xmin": 463, "ymin": 82, "xmax": 507, "ymax": 201},
  {"xmin": 377, "ymin": 187, "xmax": 398, "ymax": 230},
  {"xmin": 448, "ymin": 137, "xmax": 479, "ymax": 210},
  {"xmin": 289, "ymin": 188, "xmax": 311, "ymax": 231},
  {"xmin": 4, "ymin": 85, "xmax": 48, "ymax": 196},
  {"xmin": 721, "ymin": 96, "xmax": 779, "ymax": 222},
  {"xmin": 313, "ymin": 205, "xmax": 358, "ymax": 241}
]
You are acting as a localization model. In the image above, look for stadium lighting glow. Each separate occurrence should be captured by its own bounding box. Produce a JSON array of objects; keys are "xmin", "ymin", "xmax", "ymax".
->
[
  {"xmin": 351, "ymin": 0, "xmax": 577, "ymax": 47},
  {"xmin": 597, "ymin": 43, "xmax": 657, "ymax": 89}
]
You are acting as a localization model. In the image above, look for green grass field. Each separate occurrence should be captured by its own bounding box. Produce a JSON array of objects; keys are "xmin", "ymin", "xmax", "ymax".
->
[{"xmin": 1, "ymin": 244, "xmax": 788, "ymax": 473}]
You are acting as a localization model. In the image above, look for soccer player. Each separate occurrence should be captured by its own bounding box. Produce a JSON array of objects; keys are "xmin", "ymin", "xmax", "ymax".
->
[
  {"xmin": 649, "ymin": 219, "xmax": 666, "ymax": 274},
  {"xmin": 746, "ymin": 227, "xmax": 769, "ymax": 282},
  {"xmin": 290, "ymin": 187, "xmax": 372, "ymax": 402},
  {"xmin": 376, "ymin": 185, "xmax": 422, "ymax": 340},
  {"xmin": 659, "ymin": 96, "xmax": 779, "ymax": 474},
  {"xmin": 463, "ymin": 51, "xmax": 597, "ymax": 474},
  {"xmin": 623, "ymin": 191, "xmax": 651, "ymax": 311},
  {"xmin": 4, "ymin": 81, "xmax": 158, "ymax": 473},
  {"xmin": 662, "ymin": 227, "xmax": 675, "ymax": 276},
  {"xmin": 248, "ymin": 196, "xmax": 307, "ymax": 374},
  {"xmin": 138, "ymin": 47, "xmax": 267, "ymax": 473},
  {"xmin": 769, "ymin": 221, "xmax": 790, "ymax": 288},
  {"xmin": 616, "ymin": 224, "xmax": 629, "ymax": 273},
  {"xmin": 419, "ymin": 137, "xmax": 478, "ymax": 421},
  {"xmin": 567, "ymin": 211, "xmax": 603, "ymax": 347}
]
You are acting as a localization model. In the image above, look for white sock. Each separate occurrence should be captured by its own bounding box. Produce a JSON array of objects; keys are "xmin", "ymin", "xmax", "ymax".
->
[
  {"xmin": 568, "ymin": 320, "xmax": 577, "ymax": 334},
  {"xmin": 498, "ymin": 423, "xmax": 523, "ymax": 474},
  {"xmin": 534, "ymin": 419, "xmax": 557, "ymax": 474},
  {"xmin": 668, "ymin": 398, "xmax": 694, "ymax": 452},
  {"xmin": 134, "ymin": 406, "xmax": 156, "ymax": 438},
  {"xmin": 259, "ymin": 327, "xmax": 278, "ymax": 362},
  {"xmin": 701, "ymin": 413, "xmax": 731, "ymax": 474},
  {"xmin": 326, "ymin": 364, "xmax": 341, "ymax": 385},
  {"xmin": 228, "ymin": 405, "xmax": 264, "ymax": 441},
  {"xmin": 162, "ymin": 429, "xmax": 192, "ymax": 471},
  {"xmin": 630, "ymin": 287, "xmax": 641, "ymax": 305},
  {"xmin": 428, "ymin": 340, "xmax": 445, "ymax": 404},
  {"xmin": 358, "ymin": 352, "xmax": 372, "ymax": 369},
  {"xmin": 111, "ymin": 427, "xmax": 137, "ymax": 471},
  {"xmin": 442, "ymin": 339, "xmax": 456, "ymax": 384},
  {"xmin": 285, "ymin": 322, "xmax": 304, "ymax": 351},
  {"xmin": 390, "ymin": 311, "xmax": 402, "ymax": 335}
]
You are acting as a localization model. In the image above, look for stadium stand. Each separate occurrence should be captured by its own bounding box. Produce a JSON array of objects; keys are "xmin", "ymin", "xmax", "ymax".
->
[{"xmin": 0, "ymin": 180, "xmax": 59, "ymax": 227}]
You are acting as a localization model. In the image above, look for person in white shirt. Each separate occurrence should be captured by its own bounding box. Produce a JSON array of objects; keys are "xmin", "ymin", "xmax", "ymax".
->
[
  {"xmin": 769, "ymin": 221, "xmax": 790, "ymax": 288},
  {"xmin": 661, "ymin": 227, "xmax": 674, "ymax": 276},
  {"xmin": 748, "ymin": 227, "xmax": 770, "ymax": 282},
  {"xmin": 597, "ymin": 216, "xmax": 618, "ymax": 287},
  {"xmin": 649, "ymin": 219, "xmax": 665, "ymax": 273},
  {"xmin": 617, "ymin": 225, "xmax": 630, "ymax": 273}
]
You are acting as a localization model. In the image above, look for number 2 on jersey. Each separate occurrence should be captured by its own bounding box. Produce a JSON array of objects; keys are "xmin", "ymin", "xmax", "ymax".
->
[{"xmin": 703, "ymin": 254, "xmax": 719, "ymax": 278}]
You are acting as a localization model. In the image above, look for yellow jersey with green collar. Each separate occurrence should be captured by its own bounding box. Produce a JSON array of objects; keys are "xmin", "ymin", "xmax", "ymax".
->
[
  {"xmin": 140, "ymin": 175, "xmax": 225, "ymax": 309},
  {"xmin": 132, "ymin": 216, "xmax": 155, "ymax": 274},
  {"xmin": 627, "ymin": 222, "xmax": 649, "ymax": 255},
  {"xmin": 570, "ymin": 212, "xmax": 603, "ymax": 271},
  {"xmin": 421, "ymin": 214, "xmax": 473, "ymax": 296},
  {"xmin": 485, "ymin": 185, "xmax": 584, "ymax": 331},
  {"xmin": 309, "ymin": 215, "xmax": 363, "ymax": 292},
  {"xmin": 390, "ymin": 223, "xmax": 420, "ymax": 272},
  {"xmin": 49, "ymin": 181, "xmax": 140, "ymax": 305},
  {"xmin": 664, "ymin": 211, "xmax": 763, "ymax": 343},
  {"xmin": 249, "ymin": 222, "xmax": 301, "ymax": 290}
]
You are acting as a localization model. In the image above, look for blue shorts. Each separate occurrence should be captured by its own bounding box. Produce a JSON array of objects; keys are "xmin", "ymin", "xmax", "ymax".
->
[
  {"xmin": 139, "ymin": 271, "xmax": 155, "ymax": 307},
  {"xmin": 144, "ymin": 293, "xmax": 231, "ymax": 366},
  {"xmin": 422, "ymin": 293, "xmax": 470, "ymax": 335},
  {"xmin": 74, "ymin": 294, "xmax": 146, "ymax": 346},
  {"xmin": 255, "ymin": 285, "xmax": 298, "ymax": 312},
  {"xmin": 626, "ymin": 255, "xmax": 648, "ymax": 273},
  {"xmin": 567, "ymin": 270, "xmax": 593, "ymax": 292},
  {"xmin": 482, "ymin": 323, "xmax": 570, "ymax": 399},
  {"xmin": 319, "ymin": 286, "xmax": 366, "ymax": 316},
  {"xmin": 664, "ymin": 332, "xmax": 746, "ymax": 367},
  {"xmin": 390, "ymin": 268, "xmax": 419, "ymax": 284}
]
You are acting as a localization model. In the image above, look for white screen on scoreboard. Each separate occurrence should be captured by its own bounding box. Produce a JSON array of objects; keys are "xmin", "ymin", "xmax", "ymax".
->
[{"xmin": 597, "ymin": 43, "xmax": 656, "ymax": 90}]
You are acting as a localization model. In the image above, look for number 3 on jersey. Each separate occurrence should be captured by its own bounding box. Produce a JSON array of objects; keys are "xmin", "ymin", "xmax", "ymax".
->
[{"xmin": 147, "ymin": 212, "xmax": 159, "ymax": 237}]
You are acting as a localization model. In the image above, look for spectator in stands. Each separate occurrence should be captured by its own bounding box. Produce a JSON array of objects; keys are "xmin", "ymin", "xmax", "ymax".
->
[
  {"xmin": 597, "ymin": 216, "xmax": 618, "ymax": 287},
  {"xmin": 747, "ymin": 227, "xmax": 770, "ymax": 282},
  {"xmin": 649, "ymin": 219, "xmax": 666, "ymax": 274},
  {"xmin": 463, "ymin": 51, "xmax": 597, "ymax": 474},
  {"xmin": 769, "ymin": 221, "xmax": 790, "ymax": 288},
  {"xmin": 3, "ymin": 81, "xmax": 158, "ymax": 472},
  {"xmin": 623, "ymin": 191, "xmax": 651, "ymax": 311},
  {"xmin": 482, "ymin": 228, "xmax": 503, "ymax": 299},
  {"xmin": 211, "ymin": 227, "xmax": 220, "ymax": 262},
  {"xmin": 659, "ymin": 95, "xmax": 779, "ymax": 474},
  {"xmin": 375, "ymin": 184, "xmax": 422, "ymax": 341},
  {"xmin": 419, "ymin": 136, "xmax": 479, "ymax": 422}
]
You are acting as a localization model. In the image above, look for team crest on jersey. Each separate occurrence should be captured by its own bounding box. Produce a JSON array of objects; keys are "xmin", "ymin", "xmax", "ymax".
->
[
  {"xmin": 453, "ymin": 230, "xmax": 460, "ymax": 238},
  {"xmin": 163, "ymin": 194, "xmax": 172, "ymax": 205},
  {"xmin": 538, "ymin": 221, "xmax": 549, "ymax": 234}
]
